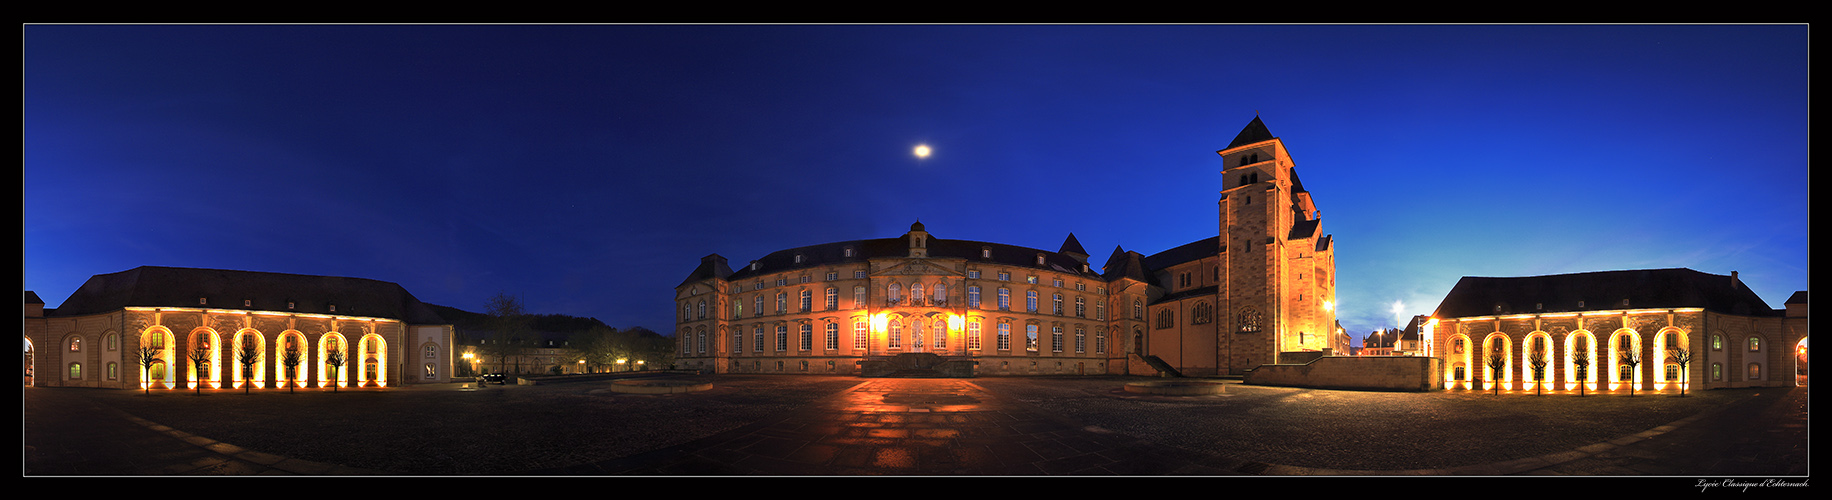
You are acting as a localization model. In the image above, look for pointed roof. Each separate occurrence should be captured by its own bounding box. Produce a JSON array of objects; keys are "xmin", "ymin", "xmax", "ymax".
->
[
  {"xmin": 678, "ymin": 254, "xmax": 734, "ymax": 287},
  {"xmin": 1058, "ymin": 233, "xmax": 1089, "ymax": 258},
  {"xmin": 1226, "ymin": 116, "xmax": 1275, "ymax": 149}
]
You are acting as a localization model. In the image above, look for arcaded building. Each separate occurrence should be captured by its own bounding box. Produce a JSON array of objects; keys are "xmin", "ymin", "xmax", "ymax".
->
[
  {"xmin": 674, "ymin": 117, "xmax": 1338, "ymax": 376},
  {"xmin": 1428, "ymin": 268, "xmax": 1807, "ymax": 392},
  {"xmin": 24, "ymin": 266, "xmax": 456, "ymax": 390}
]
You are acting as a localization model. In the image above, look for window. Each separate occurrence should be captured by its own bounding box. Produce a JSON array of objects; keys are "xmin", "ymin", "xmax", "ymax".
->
[
  {"xmin": 968, "ymin": 286, "xmax": 982, "ymax": 308},
  {"xmin": 107, "ymin": 334, "xmax": 117, "ymax": 351},
  {"xmin": 826, "ymin": 288, "xmax": 838, "ymax": 310},
  {"xmin": 1075, "ymin": 297, "xmax": 1085, "ymax": 318},
  {"xmin": 982, "ymin": 247, "xmax": 992, "ymax": 259},
  {"xmin": 968, "ymin": 270, "xmax": 981, "ymax": 279},
  {"xmin": 1095, "ymin": 328, "xmax": 1106, "ymax": 354},
  {"xmin": 1748, "ymin": 363, "xmax": 1762, "ymax": 380},
  {"xmin": 998, "ymin": 288, "xmax": 1011, "ymax": 311},
  {"xmin": 68, "ymin": 337, "xmax": 81, "ymax": 352},
  {"xmin": 1192, "ymin": 301, "xmax": 1212, "ymax": 324},
  {"xmin": 967, "ymin": 321, "xmax": 982, "ymax": 350},
  {"xmin": 1053, "ymin": 278, "xmax": 1063, "ymax": 288},
  {"xmin": 826, "ymin": 272, "xmax": 838, "ymax": 281},
  {"xmin": 800, "ymin": 324, "xmax": 813, "ymax": 351},
  {"xmin": 1051, "ymin": 326, "xmax": 1063, "ymax": 353},
  {"xmin": 1133, "ymin": 300, "xmax": 1143, "ymax": 320},
  {"xmin": 1052, "ymin": 294, "xmax": 1063, "ymax": 315},
  {"xmin": 825, "ymin": 323, "xmax": 839, "ymax": 351},
  {"xmin": 425, "ymin": 345, "xmax": 437, "ymax": 359},
  {"xmin": 854, "ymin": 286, "xmax": 867, "ymax": 309},
  {"xmin": 799, "ymin": 290, "xmax": 812, "ymax": 312},
  {"xmin": 997, "ymin": 323, "xmax": 1011, "ymax": 351},
  {"xmin": 1748, "ymin": 337, "xmax": 1762, "ymax": 352},
  {"xmin": 733, "ymin": 330, "xmax": 743, "ymax": 353},
  {"xmin": 69, "ymin": 363, "xmax": 81, "ymax": 380},
  {"xmin": 1096, "ymin": 299, "xmax": 1105, "ymax": 320},
  {"xmin": 1453, "ymin": 338, "xmax": 1465, "ymax": 354},
  {"xmin": 911, "ymin": 284, "xmax": 924, "ymax": 306},
  {"xmin": 1712, "ymin": 363, "xmax": 1723, "ymax": 381},
  {"xmin": 776, "ymin": 325, "xmax": 788, "ymax": 352},
  {"xmin": 933, "ymin": 283, "xmax": 946, "ymax": 305},
  {"xmin": 1712, "ymin": 335, "xmax": 1723, "ymax": 350},
  {"xmin": 844, "ymin": 247, "xmax": 854, "ymax": 258},
  {"xmin": 997, "ymin": 272, "xmax": 1010, "ymax": 282},
  {"xmin": 889, "ymin": 321, "xmax": 902, "ymax": 349},
  {"xmin": 854, "ymin": 270, "xmax": 867, "ymax": 279},
  {"xmin": 425, "ymin": 363, "xmax": 436, "ymax": 379},
  {"xmin": 107, "ymin": 362, "xmax": 118, "ymax": 380},
  {"xmin": 854, "ymin": 321, "xmax": 870, "ymax": 350},
  {"xmin": 1157, "ymin": 309, "xmax": 1174, "ymax": 329},
  {"xmin": 1027, "ymin": 275, "xmax": 1038, "ymax": 284},
  {"xmin": 888, "ymin": 283, "xmax": 902, "ymax": 305},
  {"xmin": 776, "ymin": 279, "xmax": 787, "ymax": 287},
  {"xmin": 734, "ymin": 299, "xmax": 743, "ymax": 318},
  {"xmin": 698, "ymin": 300, "xmax": 707, "ymax": 319},
  {"xmin": 754, "ymin": 295, "xmax": 764, "ymax": 317},
  {"xmin": 754, "ymin": 326, "xmax": 765, "ymax": 352},
  {"xmin": 1025, "ymin": 325, "xmax": 1039, "ymax": 352},
  {"xmin": 1026, "ymin": 291, "xmax": 1038, "ymax": 312},
  {"xmin": 1238, "ymin": 308, "xmax": 1262, "ymax": 332},
  {"xmin": 800, "ymin": 275, "xmax": 810, "ymax": 284},
  {"xmin": 776, "ymin": 293, "xmax": 787, "ymax": 314}
]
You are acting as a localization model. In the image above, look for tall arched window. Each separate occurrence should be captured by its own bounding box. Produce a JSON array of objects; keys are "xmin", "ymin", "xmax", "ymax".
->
[{"xmin": 888, "ymin": 283, "xmax": 902, "ymax": 305}]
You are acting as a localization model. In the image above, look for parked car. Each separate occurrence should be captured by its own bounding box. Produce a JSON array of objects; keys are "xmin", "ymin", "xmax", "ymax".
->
[{"xmin": 480, "ymin": 373, "xmax": 506, "ymax": 385}]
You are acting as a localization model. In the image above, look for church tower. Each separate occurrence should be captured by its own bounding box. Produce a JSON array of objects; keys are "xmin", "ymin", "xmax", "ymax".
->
[{"xmin": 1217, "ymin": 117, "xmax": 1336, "ymax": 372}]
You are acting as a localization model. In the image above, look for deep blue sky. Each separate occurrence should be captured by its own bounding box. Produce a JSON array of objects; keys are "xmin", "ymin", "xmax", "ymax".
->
[{"xmin": 24, "ymin": 25, "xmax": 1809, "ymax": 344}]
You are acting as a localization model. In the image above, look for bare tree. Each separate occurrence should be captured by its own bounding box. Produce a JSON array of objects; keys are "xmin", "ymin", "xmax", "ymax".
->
[
  {"xmin": 186, "ymin": 342, "xmax": 211, "ymax": 395},
  {"xmin": 1528, "ymin": 349, "xmax": 1550, "ymax": 396},
  {"xmin": 484, "ymin": 293, "xmax": 533, "ymax": 378},
  {"xmin": 325, "ymin": 345, "xmax": 346, "ymax": 393},
  {"xmin": 1573, "ymin": 347, "xmax": 1591, "ymax": 397},
  {"xmin": 1620, "ymin": 350, "xmax": 1643, "ymax": 397},
  {"xmin": 1668, "ymin": 347, "xmax": 1693, "ymax": 397},
  {"xmin": 135, "ymin": 344, "xmax": 161, "ymax": 396},
  {"xmin": 1485, "ymin": 343, "xmax": 1508, "ymax": 395},
  {"xmin": 280, "ymin": 344, "xmax": 303, "ymax": 394},
  {"xmin": 236, "ymin": 335, "xmax": 261, "ymax": 394}
]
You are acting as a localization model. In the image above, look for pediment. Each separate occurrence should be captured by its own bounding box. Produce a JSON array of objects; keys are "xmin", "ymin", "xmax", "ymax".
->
[{"xmin": 876, "ymin": 258, "xmax": 962, "ymax": 277}]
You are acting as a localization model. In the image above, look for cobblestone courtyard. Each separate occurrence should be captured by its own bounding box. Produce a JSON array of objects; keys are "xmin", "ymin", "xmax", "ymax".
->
[{"xmin": 24, "ymin": 375, "xmax": 1808, "ymax": 476}]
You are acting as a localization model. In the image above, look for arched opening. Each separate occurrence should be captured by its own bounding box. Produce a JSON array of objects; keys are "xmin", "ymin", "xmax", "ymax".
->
[
  {"xmin": 1796, "ymin": 337, "xmax": 1809, "ymax": 387},
  {"xmin": 140, "ymin": 327, "xmax": 174, "ymax": 390},
  {"xmin": 188, "ymin": 329, "xmax": 220, "ymax": 389},
  {"xmin": 1654, "ymin": 327, "xmax": 1690, "ymax": 391},
  {"xmin": 1608, "ymin": 329, "xmax": 1642, "ymax": 391},
  {"xmin": 23, "ymin": 338, "xmax": 34, "ymax": 387},
  {"xmin": 1482, "ymin": 333, "xmax": 1512, "ymax": 391},
  {"xmin": 232, "ymin": 329, "xmax": 266, "ymax": 390},
  {"xmin": 1565, "ymin": 331, "xmax": 1597, "ymax": 393},
  {"xmin": 320, "ymin": 333, "xmax": 349, "ymax": 389}
]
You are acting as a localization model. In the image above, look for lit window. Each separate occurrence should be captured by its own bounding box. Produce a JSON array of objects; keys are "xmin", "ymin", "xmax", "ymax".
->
[
  {"xmin": 69, "ymin": 338, "xmax": 81, "ymax": 352},
  {"xmin": 997, "ymin": 323, "xmax": 1011, "ymax": 351},
  {"xmin": 1027, "ymin": 291, "xmax": 1038, "ymax": 312},
  {"xmin": 998, "ymin": 288, "xmax": 1011, "ymax": 310},
  {"xmin": 1748, "ymin": 337, "xmax": 1761, "ymax": 352},
  {"xmin": 968, "ymin": 270, "xmax": 981, "ymax": 279},
  {"xmin": 854, "ymin": 321, "xmax": 869, "ymax": 350},
  {"xmin": 800, "ymin": 324, "xmax": 813, "ymax": 351},
  {"xmin": 1051, "ymin": 326, "xmax": 1063, "ymax": 353},
  {"xmin": 1026, "ymin": 325, "xmax": 1039, "ymax": 352},
  {"xmin": 854, "ymin": 286, "xmax": 867, "ymax": 309},
  {"xmin": 800, "ymin": 290, "xmax": 812, "ymax": 312},
  {"xmin": 825, "ymin": 288, "xmax": 838, "ymax": 310}
]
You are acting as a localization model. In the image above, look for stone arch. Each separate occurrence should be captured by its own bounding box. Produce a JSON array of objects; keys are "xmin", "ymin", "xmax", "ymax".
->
[
  {"xmin": 1653, "ymin": 326, "xmax": 1690, "ymax": 390},
  {"xmin": 187, "ymin": 328, "xmax": 222, "ymax": 389},
  {"xmin": 1481, "ymin": 332, "xmax": 1513, "ymax": 390},
  {"xmin": 419, "ymin": 340, "xmax": 442, "ymax": 379},
  {"xmin": 276, "ymin": 330, "xmax": 309, "ymax": 388},
  {"xmin": 1608, "ymin": 328, "xmax": 1643, "ymax": 390},
  {"xmin": 23, "ymin": 337, "xmax": 35, "ymax": 387},
  {"xmin": 231, "ymin": 328, "xmax": 267, "ymax": 390},
  {"xmin": 358, "ymin": 332, "xmax": 387, "ymax": 387},
  {"xmin": 1521, "ymin": 331, "xmax": 1554, "ymax": 391},
  {"xmin": 140, "ymin": 326, "xmax": 175, "ymax": 389},
  {"xmin": 1564, "ymin": 330, "xmax": 1598, "ymax": 392},
  {"xmin": 1445, "ymin": 333, "xmax": 1473, "ymax": 389},
  {"xmin": 1794, "ymin": 337, "xmax": 1808, "ymax": 387},
  {"xmin": 319, "ymin": 332, "xmax": 350, "ymax": 388}
]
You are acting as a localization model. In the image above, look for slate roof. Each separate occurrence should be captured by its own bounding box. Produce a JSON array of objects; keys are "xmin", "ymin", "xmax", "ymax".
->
[
  {"xmin": 47, "ymin": 266, "xmax": 448, "ymax": 324},
  {"xmin": 1432, "ymin": 268, "xmax": 1781, "ymax": 319},
  {"xmin": 711, "ymin": 231, "xmax": 1104, "ymax": 284},
  {"xmin": 1140, "ymin": 236, "xmax": 1222, "ymax": 271},
  {"xmin": 1225, "ymin": 116, "xmax": 1275, "ymax": 150}
]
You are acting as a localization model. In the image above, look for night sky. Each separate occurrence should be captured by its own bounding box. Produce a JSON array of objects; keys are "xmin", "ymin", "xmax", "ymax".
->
[{"xmin": 24, "ymin": 25, "xmax": 1809, "ymax": 345}]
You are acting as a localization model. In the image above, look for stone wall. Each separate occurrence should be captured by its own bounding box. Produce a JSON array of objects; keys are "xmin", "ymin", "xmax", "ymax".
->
[{"xmin": 1245, "ymin": 355, "xmax": 1442, "ymax": 392}]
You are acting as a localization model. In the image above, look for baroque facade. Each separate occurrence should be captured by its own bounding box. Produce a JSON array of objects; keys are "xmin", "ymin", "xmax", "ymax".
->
[
  {"xmin": 675, "ymin": 117, "xmax": 1337, "ymax": 376},
  {"xmin": 24, "ymin": 266, "xmax": 455, "ymax": 390},
  {"xmin": 1428, "ymin": 268, "xmax": 1807, "ymax": 392}
]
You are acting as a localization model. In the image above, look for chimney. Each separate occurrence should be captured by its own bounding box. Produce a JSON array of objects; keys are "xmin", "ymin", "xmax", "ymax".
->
[{"xmin": 1731, "ymin": 271, "xmax": 1740, "ymax": 288}]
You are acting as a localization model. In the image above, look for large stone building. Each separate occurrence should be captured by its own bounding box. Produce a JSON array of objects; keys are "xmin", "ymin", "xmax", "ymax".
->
[
  {"xmin": 24, "ymin": 266, "xmax": 456, "ymax": 390},
  {"xmin": 1427, "ymin": 268, "xmax": 1807, "ymax": 392},
  {"xmin": 674, "ymin": 117, "xmax": 1337, "ymax": 376}
]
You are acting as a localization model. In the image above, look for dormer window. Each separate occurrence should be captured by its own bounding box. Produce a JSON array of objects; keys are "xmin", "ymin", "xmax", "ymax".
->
[
  {"xmin": 199, "ymin": 297, "xmax": 208, "ymax": 306},
  {"xmin": 751, "ymin": 262, "xmax": 760, "ymax": 271},
  {"xmin": 982, "ymin": 247, "xmax": 992, "ymax": 259},
  {"xmin": 844, "ymin": 247, "xmax": 854, "ymax": 258},
  {"xmin": 244, "ymin": 299, "xmax": 252, "ymax": 307},
  {"xmin": 794, "ymin": 254, "xmax": 804, "ymax": 264},
  {"xmin": 1036, "ymin": 254, "xmax": 1046, "ymax": 266},
  {"xmin": 329, "ymin": 304, "xmax": 337, "ymax": 313}
]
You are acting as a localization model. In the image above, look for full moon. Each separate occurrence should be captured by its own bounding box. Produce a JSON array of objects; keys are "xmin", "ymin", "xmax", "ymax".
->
[{"xmin": 913, "ymin": 144, "xmax": 931, "ymax": 158}]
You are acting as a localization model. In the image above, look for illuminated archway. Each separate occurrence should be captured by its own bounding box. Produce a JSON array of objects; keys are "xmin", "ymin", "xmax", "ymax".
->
[
  {"xmin": 187, "ymin": 328, "xmax": 221, "ymax": 389},
  {"xmin": 319, "ymin": 332, "xmax": 349, "ymax": 388},
  {"xmin": 1521, "ymin": 332, "xmax": 1553, "ymax": 392},
  {"xmin": 276, "ymin": 331, "xmax": 308, "ymax": 388},
  {"xmin": 1608, "ymin": 329, "xmax": 1643, "ymax": 391},
  {"xmin": 23, "ymin": 337, "xmax": 34, "ymax": 387},
  {"xmin": 1564, "ymin": 330, "xmax": 1598, "ymax": 392},
  {"xmin": 1653, "ymin": 327, "xmax": 1689, "ymax": 391},
  {"xmin": 1481, "ymin": 333, "xmax": 1513, "ymax": 391},
  {"xmin": 1795, "ymin": 337, "xmax": 1808, "ymax": 387},
  {"xmin": 232, "ymin": 329, "xmax": 266, "ymax": 390},
  {"xmin": 1444, "ymin": 333, "xmax": 1473, "ymax": 389},
  {"xmin": 358, "ymin": 333, "xmax": 387, "ymax": 387}
]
